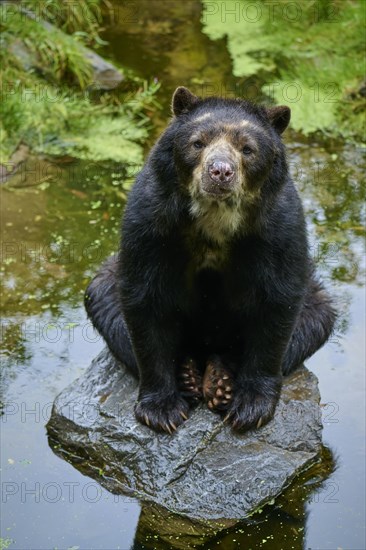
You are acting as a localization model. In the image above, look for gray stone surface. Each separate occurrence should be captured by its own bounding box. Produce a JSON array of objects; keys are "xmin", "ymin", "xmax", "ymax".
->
[{"xmin": 47, "ymin": 349, "xmax": 323, "ymax": 520}]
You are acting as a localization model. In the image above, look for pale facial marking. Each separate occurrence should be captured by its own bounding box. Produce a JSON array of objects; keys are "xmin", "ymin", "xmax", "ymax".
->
[
  {"xmin": 188, "ymin": 134, "xmax": 261, "ymax": 244},
  {"xmin": 223, "ymin": 120, "xmax": 259, "ymax": 131},
  {"xmin": 193, "ymin": 112, "xmax": 213, "ymax": 123},
  {"xmin": 202, "ymin": 136, "xmax": 244, "ymax": 183},
  {"xmin": 188, "ymin": 136, "xmax": 244, "ymax": 204}
]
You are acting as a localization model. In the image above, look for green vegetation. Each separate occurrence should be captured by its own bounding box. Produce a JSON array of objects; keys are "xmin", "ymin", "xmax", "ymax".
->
[
  {"xmin": 0, "ymin": 538, "xmax": 13, "ymax": 550},
  {"xmin": 23, "ymin": 0, "xmax": 109, "ymax": 47},
  {"xmin": 0, "ymin": 1, "xmax": 159, "ymax": 166},
  {"xmin": 202, "ymin": 0, "xmax": 365, "ymax": 139}
]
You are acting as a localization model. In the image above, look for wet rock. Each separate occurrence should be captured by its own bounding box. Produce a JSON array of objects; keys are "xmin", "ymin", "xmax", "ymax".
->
[
  {"xmin": 0, "ymin": 144, "xmax": 29, "ymax": 184},
  {"xmin": 82, "ymin": 49, "xmax": 123, "ymax": 90},
  {"xmin": 47, "ymin": 349, "xmax": 323, "ymax": 520}
]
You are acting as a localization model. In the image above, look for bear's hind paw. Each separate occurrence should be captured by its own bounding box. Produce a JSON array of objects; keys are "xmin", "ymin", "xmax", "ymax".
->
[
  {"xmin": 178, "ymin": 358, "xmax": 203, "ymax": 404},
  {"xmin": 203, "ymin": 356, "xmax": 233, "ymax": 412}
]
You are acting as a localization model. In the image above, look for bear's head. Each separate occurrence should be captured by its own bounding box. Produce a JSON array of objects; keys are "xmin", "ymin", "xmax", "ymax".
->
[{"xmin": 171, "ymin": 87, "xmax": 290, "ymax": 212}]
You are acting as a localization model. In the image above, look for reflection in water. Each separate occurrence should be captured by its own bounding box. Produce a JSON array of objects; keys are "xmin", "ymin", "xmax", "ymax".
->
[
  {"xmin": 47, "ymin": 432, "xmax": 335, "ymax": 550},
  {"xmin": 133, "ymin": 452, "xmax": 335, "ymax": 550},
  {"xmin": 1, "ymin": 157, "xmax": 126, "ymax": 375}
]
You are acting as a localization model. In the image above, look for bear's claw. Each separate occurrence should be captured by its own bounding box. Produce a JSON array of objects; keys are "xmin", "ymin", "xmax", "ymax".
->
[
  {"xmin": 203, "ymin": 357, "xmax": 233, "ymax": 412},
  {"xmin": 135, "ymin": 394, "xmax": 190, "ymax": 434},
  {"xmin": 222, "ymin": 380, "xmax": 280, "ymax": 432},
  {"xmin": 204, "ymin": 358, "xmax": 280, "ymax": 432},
  {"xmin": 178, "ymin": 358, "xmax": 203, "ymax": 404}
]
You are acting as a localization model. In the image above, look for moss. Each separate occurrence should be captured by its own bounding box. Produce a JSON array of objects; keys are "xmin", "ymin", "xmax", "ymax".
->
[
  {"xmin": 0, "ymin": 3, "xmax": 160, "ymax": 165},
  {"xmin": 202, "ymin": 0, "xmax": 365, "ymax": 140}
]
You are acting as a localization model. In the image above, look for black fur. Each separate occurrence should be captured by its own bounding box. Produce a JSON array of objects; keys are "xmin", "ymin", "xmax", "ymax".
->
[{"xmin": 85, "ymin": 88, "xmax": 336, "ymax": 433}]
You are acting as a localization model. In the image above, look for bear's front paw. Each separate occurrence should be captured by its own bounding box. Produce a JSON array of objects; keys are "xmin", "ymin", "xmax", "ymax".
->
[
  {"xmin": 134, "ymin": 392, "xmax": 190, "ymax": 434},
  {"xmin": 224, "ymin": 377, "xmax": 281, "ymax": 432}
]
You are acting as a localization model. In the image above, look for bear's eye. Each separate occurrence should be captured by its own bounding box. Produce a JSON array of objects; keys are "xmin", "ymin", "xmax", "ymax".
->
[
  {"xmin": 193, "ymin": 140, "xmax": 205, "ymax": 149},
  {"xmin": 242, "ymin": 145, "xmax": 253, "ymax": 155}
]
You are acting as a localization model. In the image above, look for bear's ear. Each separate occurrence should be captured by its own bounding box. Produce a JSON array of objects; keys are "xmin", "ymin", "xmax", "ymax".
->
[
  {"xmin": 266, "ymin": 106, "xmax": 291, "ymax": 134},
  {"xmin": 172, "ymin": 87, "xmax": 199, "ymax": 116}
]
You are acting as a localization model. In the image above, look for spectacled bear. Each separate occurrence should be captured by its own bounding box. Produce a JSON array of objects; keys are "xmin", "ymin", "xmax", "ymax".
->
[{"xmin": 85, "ymin": 87, "xmax": 336, "ymax": 434}]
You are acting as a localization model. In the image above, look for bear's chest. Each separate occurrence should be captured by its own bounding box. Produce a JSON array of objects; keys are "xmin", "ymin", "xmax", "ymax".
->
[
  {"xmin": 189, "ymin": 196, "xmax": 243, "ymax": 246},
  {"xmin": 195, "ymin": 243, "xmax": 228, "ymax": 271},
  {"xmin": 183, "ymin": 229, "xmax": 229, "ymax": 273}
]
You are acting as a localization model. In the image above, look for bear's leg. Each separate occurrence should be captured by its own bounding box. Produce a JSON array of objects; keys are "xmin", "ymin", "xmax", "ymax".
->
[
  {"xmin": 282, "ymin": 277, "xmax": 336, "ymax": 375},
  {"xmin": 130, "ymin": 315, "xmax": 195, "ymax": 432},
  {"xmin": 202, "ymin": 303, "xmax": 295, "ymax": 430},
  {"xmin": 84, "ymin": 255, "xmax": 138, "ymax": 377},
  {"xmin": 86, "ymin": 258, "xmax": 199, "ymax": 432},
  {"xmin": 203, "ymin": 278, "xmax": 335, "ymax": 430}
]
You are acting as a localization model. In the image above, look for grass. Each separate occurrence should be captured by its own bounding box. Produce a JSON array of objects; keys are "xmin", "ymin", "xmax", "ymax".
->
[{"xmin": 0, "ymin": 2, "xmax": 160, "ymax": 166}]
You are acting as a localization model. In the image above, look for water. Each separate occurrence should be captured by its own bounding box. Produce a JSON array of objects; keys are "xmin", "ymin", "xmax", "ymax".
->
[{"xmin": 1, "ymin": 1, "xmax": 365, "ymax": 548}]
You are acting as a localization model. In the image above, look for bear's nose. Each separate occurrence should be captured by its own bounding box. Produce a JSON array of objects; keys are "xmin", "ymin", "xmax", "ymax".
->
[{"xmin": 208, "ymin": 161, "xmax": 235, "ymax": 184}]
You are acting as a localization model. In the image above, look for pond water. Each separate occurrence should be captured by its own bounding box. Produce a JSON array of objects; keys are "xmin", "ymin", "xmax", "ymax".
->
[{"xmin": 1, "ymin": 1, "xmax": 365, "ymax": 549}]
